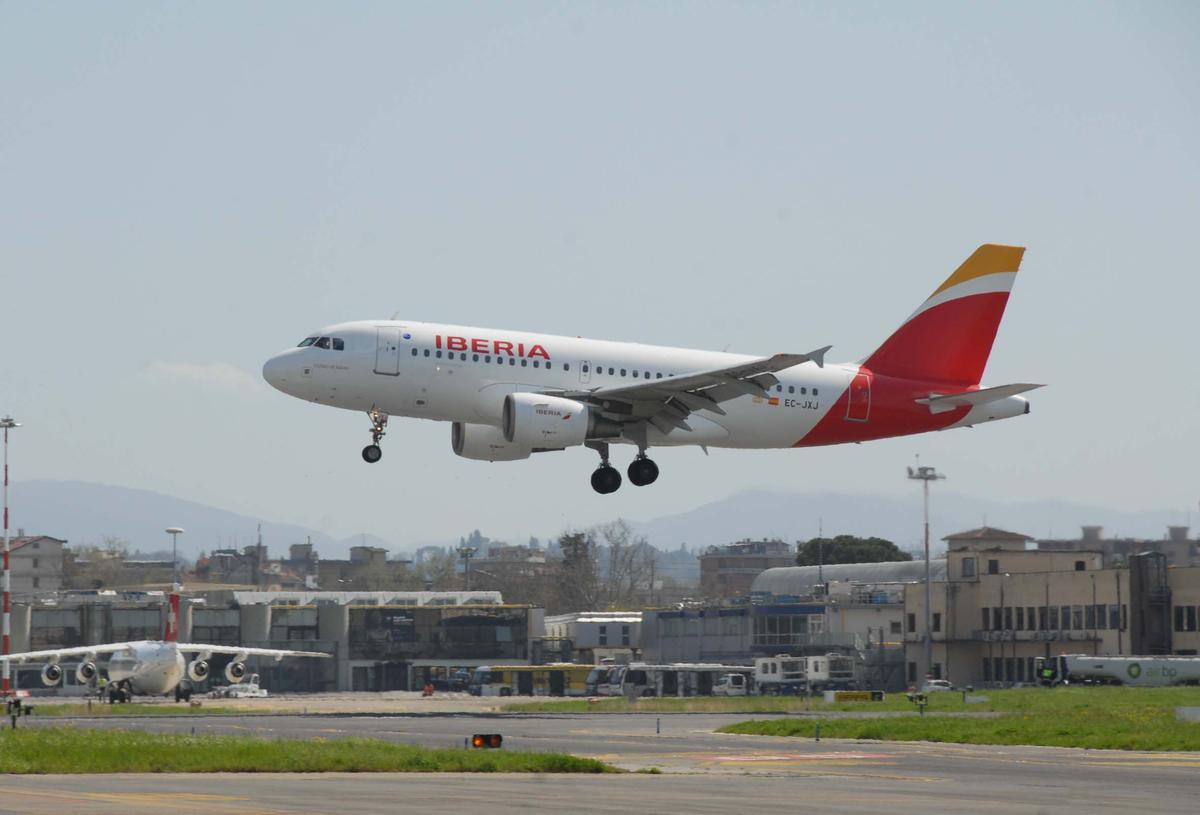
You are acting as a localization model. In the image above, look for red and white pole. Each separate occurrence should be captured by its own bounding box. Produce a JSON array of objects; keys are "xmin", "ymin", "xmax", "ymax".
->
[{"xmin": 1, "ymin": 416, "xmax": 18, "ymax": 698}]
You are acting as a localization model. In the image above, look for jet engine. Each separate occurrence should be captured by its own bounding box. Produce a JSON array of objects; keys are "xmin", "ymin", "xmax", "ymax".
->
[
  {"xmin": 75, "ymin": 661, "xmax": 98, "ymax": 684},
  {"xmin": 451, "ymin": 422, "xmax": 533, "ymax": 462},
  {"xmin": 187, "ymin": 659, "xmax": 210, "ymax": 682},
  {"xmin": 502, "ymin": 393, "xmax": 619, "ymax": 450},
  {"xmin": 224, "ymin": 661, "xmax": 247, "ymax": 683},
  {"xmin": 40, "ymin": 663, "xmax": 63, "ymax": 686}
]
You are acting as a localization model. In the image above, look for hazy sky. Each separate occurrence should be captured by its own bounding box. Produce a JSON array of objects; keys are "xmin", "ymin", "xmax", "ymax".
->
[{"xmin": 3, "ymin": 2, "xmax": 1198, "ymax": 547}]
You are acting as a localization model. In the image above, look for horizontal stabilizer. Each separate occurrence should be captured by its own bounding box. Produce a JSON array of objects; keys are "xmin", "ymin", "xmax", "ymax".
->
[{"xmin": 915, "ymin": 383, "xmax": 1044, "ymax": 415}]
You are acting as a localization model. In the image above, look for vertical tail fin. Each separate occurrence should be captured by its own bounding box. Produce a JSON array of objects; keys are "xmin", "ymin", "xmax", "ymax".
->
[
  {"xmin": 865, "ymin": 244, "xmax": 1025, "ymax": 385},
  {"xmin": 164, "ymin": 592, "xmax": 180, "ymax": 642}
]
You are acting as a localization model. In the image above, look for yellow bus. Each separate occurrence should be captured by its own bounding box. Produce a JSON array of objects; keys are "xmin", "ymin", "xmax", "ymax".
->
[{"xmin": 468, "ymin": 664, "xmax": 592, "ymax": 697}]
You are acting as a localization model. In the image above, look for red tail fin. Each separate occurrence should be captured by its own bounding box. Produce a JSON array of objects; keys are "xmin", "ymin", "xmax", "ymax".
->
[
  {"xmin": 164, "ymin": 592, "xmax": 180, "ymax": 642},
  {"xmin": 865, "ymin": 244, "xmax": 1024, "ymax": 385}
]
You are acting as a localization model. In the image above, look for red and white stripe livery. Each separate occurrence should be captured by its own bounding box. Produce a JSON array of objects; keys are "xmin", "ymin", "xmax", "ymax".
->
[{"xmin": 263, "ymin": 244, "xmax": 1041, "ymax": 494}]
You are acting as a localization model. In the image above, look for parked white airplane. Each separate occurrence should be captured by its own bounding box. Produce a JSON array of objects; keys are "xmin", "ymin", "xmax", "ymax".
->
[
  {"xmin": 264, "ymin": 244, "xmax": 1041, "ymax": 493},
  {"xmin": 0, "ymin": 595, "xmax": 329, "ymax": 702}
]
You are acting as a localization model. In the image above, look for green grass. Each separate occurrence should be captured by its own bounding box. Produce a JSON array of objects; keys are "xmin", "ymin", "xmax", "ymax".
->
[
  {"xmin": 27, "ymin": 702, "xmax": 243, "ymax": 717},
  {"xmin": 717, "ymin": 686, "xmax": 1200, "ymax": 751},
  {"xmin": 502, "ymin": 696, "xmax": 827, "ymax": 714},
  {"xmin": 0, "ymin": 728, "xmax": 618, "ymax": 774}
]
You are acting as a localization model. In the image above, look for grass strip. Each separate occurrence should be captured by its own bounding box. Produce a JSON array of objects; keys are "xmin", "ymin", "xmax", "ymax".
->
[
  {"xmin": 503, "ymin": 685, "xmax": 1200, "ymax": 719},
  {"xmin": 718, "ymin": 686, "xmax": 1200, "ymax": 751},
  {"xmin": 26, "ymin": 703, "xmax": 244, "ymax": 717},
  {"xmin": 0, "ymin": 728, "xmax": 618, "ymax": 774}
]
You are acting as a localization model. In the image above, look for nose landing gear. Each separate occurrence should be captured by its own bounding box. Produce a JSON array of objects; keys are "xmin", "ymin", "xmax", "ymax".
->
[{"xmin": 362, "ymin": 408, "xmax": 388, "ymax": 463}]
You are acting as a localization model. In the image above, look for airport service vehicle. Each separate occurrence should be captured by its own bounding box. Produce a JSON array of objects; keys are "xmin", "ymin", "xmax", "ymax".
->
[
  {"xmin": 469, "ymin": 664, "xmax": 592, "ymax": 697},
  {"xmin": 209, "ymin": 674, "xmax": 269, "ymax": 699},
  {"xmin": 1036, "ymin": 655, "xmax": 1200, "ymax": 687},
  {"xmin": 0, "ymin": 594, "xmax": 330, "ymax": 702},
  {"xmin": 263, "ymin": 245, "xmax": 1040, "ymax": 493},
  {"xmin": 921, "ymin": 679, "xmax": 954, "ymax": 693},
  {"xmin": 614, "ymin": 663, "xmax": 755, "ymax": 697},
  {"xmin": 712, "ymin": 673, "xmax": 749, "ymax": 696},
  {"xmin": 585, "ymin": 664, "xmax": 622, "ymax": 696},
  {"xmin": 755, "ymin": 653, "xmax": 861, "ymax": 694}
]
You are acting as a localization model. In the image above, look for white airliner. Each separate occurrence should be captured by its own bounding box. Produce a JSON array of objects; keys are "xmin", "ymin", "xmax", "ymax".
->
[
  {"xmin": 263, "ymin": 245, "xmax": 1041, "ymax": 493},
  {"xmin": 0, "ymin": 595, "xmax": 329, "ymax": 702}
]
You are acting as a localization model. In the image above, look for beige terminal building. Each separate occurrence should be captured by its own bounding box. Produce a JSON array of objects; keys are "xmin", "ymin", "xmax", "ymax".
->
[{"xmin": 904, "ymin": 527, "xmax": 1200, "ymax": 687}]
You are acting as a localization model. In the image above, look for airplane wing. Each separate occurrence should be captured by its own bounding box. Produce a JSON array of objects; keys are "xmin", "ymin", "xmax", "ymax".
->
[
  {"xmin": 556, "ymin": 347, "xmax": 831, "ymax": 435},
  {"xmin": 174, "ymin": 644, "xmax": 331, "ymax": 660},
  {"xmin": 0, "ymin": 643, "xmax": 138, "ymax": 663},
  {"xmin": 915, "ymin": 383, "xmax": 1044, "ymax": 414}
]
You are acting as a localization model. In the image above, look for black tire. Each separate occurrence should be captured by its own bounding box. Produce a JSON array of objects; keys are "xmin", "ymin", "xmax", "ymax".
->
[
  {"xmin": 590, "ymin": 465, "xmax": 622, "ymax": 494},
  {"xmin": 362, "ymin": 444, "xmax": 383, "ymax": 463},
  {"xmin": 628, "ymin": 457, "xmax": 659, "ymax": 487}
]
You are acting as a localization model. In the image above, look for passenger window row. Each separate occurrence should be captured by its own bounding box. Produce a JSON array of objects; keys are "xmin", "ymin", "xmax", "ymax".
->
[
  {"xmin": 774, "ymin": 383, "xmax": 819, "ymax": 396},
  {"xmin": 580, "ymin": 363, "xmax": 675, "ymax": 380},
  {"xmin": 409, "ymin": 347, "xmax": 567, "ymax": 371}
]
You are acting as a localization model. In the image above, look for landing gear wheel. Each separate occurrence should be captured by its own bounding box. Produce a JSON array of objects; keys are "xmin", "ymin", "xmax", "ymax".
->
[
  {"xmin": 627, "ymin": 456, "xmax": 659, "ymax": 487},
  {"xmin": 362, "ymin": 408, "xmax": 388, "ymax": 463},
  {"xmin": 590, "ymin": 465, "xmax": 622, "ymax": 494}
]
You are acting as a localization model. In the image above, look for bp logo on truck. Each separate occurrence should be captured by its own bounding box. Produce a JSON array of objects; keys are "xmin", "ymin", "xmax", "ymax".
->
[{"xmin": 1127, "ymin": 662, "xmax": 1142, "ymax": 679}]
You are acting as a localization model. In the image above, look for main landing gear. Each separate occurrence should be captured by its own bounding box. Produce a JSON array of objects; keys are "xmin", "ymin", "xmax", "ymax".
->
[
  {"xmin": 588, "ymin": 443, "xmax": 659, "ymax": 494},
  {"xmin": 362, "ymin": 408, "xmax": 388, "ymax": 463}
]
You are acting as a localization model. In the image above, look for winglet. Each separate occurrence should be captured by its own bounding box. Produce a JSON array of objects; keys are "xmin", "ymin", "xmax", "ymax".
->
[{"xmin": 806, "ymin": 345, "xmax": 832, "ymax": 369}]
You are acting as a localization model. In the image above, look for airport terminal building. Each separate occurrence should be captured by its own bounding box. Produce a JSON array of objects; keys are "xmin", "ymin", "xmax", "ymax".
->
[{"xmin": 8, "ymin": 590, "xmax": 546, "ymax": 694}]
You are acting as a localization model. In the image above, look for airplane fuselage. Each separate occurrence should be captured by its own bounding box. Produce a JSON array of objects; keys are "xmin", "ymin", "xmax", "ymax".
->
[
  {"xmin": 106, "ymin": 642, "xmax": 186, "ymax": 695},
  {"xmin": 263, "ymin": 319, "xmax": 1027, "ymax": 450}
]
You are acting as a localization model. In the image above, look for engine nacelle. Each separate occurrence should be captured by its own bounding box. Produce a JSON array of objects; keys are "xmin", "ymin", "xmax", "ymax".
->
[
  {"xmin": 75, "ymin": 661, "xmax": 98, "ymax": 684},
  {"xmin": 41, "ymin": 663, "xmax": 63, "ymax": 686},
  {"xmin": 187, "ymin": 659, "xmax": 210, "ymax": 682},
  {"xmin": 452, "ymin": 422, "xmax": 533, "ymax": 462},
  {"xmin": 224, "ymin": 661, "xmax": 247, "ymax": 683},
  {"xmin": 503, "ymin": 393, "xmax": 618, "ymax": 450}
]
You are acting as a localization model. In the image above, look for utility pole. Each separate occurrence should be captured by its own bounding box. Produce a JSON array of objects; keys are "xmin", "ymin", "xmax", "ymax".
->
[
  {"xmin": 908, "ymin": 462, "xmax": 945, "ymax": 682},
  {"xmin": 1, "ymin": 416, "xmax": 20, "ymax": 698}
]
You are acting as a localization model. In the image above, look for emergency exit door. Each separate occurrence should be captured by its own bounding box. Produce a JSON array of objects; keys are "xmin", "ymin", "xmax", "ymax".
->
[{"xmin": 374, "ymin": 327, "xmax": 401, "ymax": 376}]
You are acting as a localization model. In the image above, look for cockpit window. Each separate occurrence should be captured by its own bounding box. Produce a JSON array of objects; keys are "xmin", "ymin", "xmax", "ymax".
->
[
  {"xmin": 315, "ymin": 337, "xmax": 331, "ymax": 349},
  {"xmin": 298, "ymin": 337, "xmax": 318, "ymax": 347},
  {"xmin": 332, "ymin": 338, "xmax": 344, "ymax": 351}
]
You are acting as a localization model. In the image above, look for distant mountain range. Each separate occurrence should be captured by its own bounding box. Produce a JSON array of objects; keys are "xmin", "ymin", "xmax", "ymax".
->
[
  {"xmin": 632, "ymin": 490, "xmax": 1191, "ymax": 553},
  {"xmin": 9, "ymin": 480, "xmax": 383, "ymax": 559},
  {"xmin": 9, "ymin": 480, "xmax": 1191, "ymax": 562}
]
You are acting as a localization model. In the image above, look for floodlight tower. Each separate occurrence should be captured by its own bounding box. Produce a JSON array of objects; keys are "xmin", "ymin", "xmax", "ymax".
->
[
  {"xmin": 908, "ymin": 461, "xmax": 946, "ymax": 682},
  {"xmin": 457, "ymin": 545, "xmax": 478, "ymax": 592},
  {"xmin": 1, "ymin": 415, "xmax": 20, "ymax": 698},
  {"xmin": 166, "ymin": 527, "xmax": 185, "ymax": 589}
]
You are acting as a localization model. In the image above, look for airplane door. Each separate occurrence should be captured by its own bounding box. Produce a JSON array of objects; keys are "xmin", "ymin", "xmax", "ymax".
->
[
  {"xmin": 580, "ymin": 360, "xmax": 592, "ymax": 385},
  {"xmin": 845, "ymin": 371, "xmax": 871, "ymax": 422},
  {"xmin": 374, "ymin": 328, "xmax": 401, "ymax": 376}
]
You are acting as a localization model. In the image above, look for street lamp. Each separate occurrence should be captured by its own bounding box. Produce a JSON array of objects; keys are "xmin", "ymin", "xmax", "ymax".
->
[
  {"xmin": 166, "ymin": 527, "xmax": 185, "ymax": 589},
  {"xmin": 1, "ymin": 415, "xmax": 20, "ymax": 698},
  {"xmin": 908, "ymin": 462, "xmax": 945, "ymax": 682}
]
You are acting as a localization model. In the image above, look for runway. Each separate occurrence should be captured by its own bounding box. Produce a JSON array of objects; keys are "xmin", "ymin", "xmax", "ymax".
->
[{"xmin": 11, "ymin": 711, "xmax": 1200, "ymax": 813}]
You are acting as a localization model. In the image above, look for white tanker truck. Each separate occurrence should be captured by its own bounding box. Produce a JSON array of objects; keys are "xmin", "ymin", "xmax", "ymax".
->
[{"xmin": 1036, "ymin": 654, "xmax": 1200, "ymax": 687}]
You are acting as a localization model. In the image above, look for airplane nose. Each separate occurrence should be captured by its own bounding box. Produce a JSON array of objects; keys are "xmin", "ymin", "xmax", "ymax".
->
[{"xmin": 262, "ymin": 353, "xmax": 290, "ymax": 391}]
